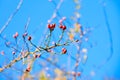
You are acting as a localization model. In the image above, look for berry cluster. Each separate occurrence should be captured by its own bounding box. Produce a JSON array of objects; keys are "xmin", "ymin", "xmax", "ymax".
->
[
  {"xmin": 72, "ymin": 71, "xmax": 81, "ymax": 77},
  {"xmin": 59, "ymin": 24, "xmax": 66, "ymax": 30},
  {"xmin": 47, "ymin": 23, "xmax": 67, "ymax": 31},
  {"xmin": 48, "ymin": 23, "xmax": 56, "ymax": 31}
]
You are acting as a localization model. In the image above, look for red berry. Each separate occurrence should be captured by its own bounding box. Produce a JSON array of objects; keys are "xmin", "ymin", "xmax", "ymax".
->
[
  {"xmin": 48, "ymin": 23, "xmax": 56, "ymax": 30},
  {"xmin": 75, "ymin": 40, "xmax": 79, "ymax": 42},
  {"xmin": 48, "ymin": 24, "xmax": 51, "ymax": 28},
  {"xmin": 47, "ymin": 49, "xmax": 52, "ymax": 52},
  {"xmin": 77, "ymin": 72, "xmax": 81, "ymax": 76},
  {"xmin": 13, "ymin": 32, "xmax": 19, "ymax": 38},
  {"xmin": 23, "ymin": 32, "xmax": 28, "ymax": 37},
  {"xmin": 26, "ymin": 67, "xmax": 31, "ymax": 72},
  {"xmin": 5, "ymin": 42, "xmax": 11, "ymax": 46},
  {"xmin": 37, "ymin": 54, "xmax": 41, "ymax": 58},
  {"xmin": 59, "ymin": 25, "xmax": 63, "ymax": 29},
  {"xmin": 0, "ymin": 51, "xmax": 5, "ymax": 55},
  {"xmin": 12, "ymin": 51, "xmax": 16, "ymax": 55},
  {"xmin": 28, "ymin": 36, "xmax": 32, "ymax": 41},
  {"xmin": 62, "ymin": 25, "xmax": 66, "ymax": 30},
  {"xmin": 52, "ymin": 23, "xmax": 56, "ymax": 28},
  {"xmin": 62, "ymin": 48, "xmax": 67, "ymax": 54},
  {"xmin": 34, "ymin": 54, "xmax": 41, "ymax": 58},
  {"xmin": 59, "ymin": 25, "xmax": 66, "ymax": 30},
  {"xmin": 72, "ymin": 71, "xmax": 76, "ymax": 76},
  {"xmin": 59, "ymin": 19, "xmax": 63, "ymax": 24}
]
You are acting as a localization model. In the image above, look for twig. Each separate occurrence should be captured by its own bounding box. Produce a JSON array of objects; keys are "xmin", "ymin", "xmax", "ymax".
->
[
  {"xmin": 0, "ymin": 0, "xmax": 23, "ymax": 34},
  {"xmin": 96, "ymin": 2, "xmax": 114, "ymax": 69}
]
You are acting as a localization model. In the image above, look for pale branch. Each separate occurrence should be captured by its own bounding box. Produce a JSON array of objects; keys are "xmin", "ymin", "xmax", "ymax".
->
[
  {"xmin": 0, "ymin": 39, "xmax": 78, "ymax": 72},
  {"xmin": 0, "ymin": 51, "xmax": 29, "ymax": 72},
  {"xmin": 0, "ymin": 0, "xmax": 23, "ymax": 34}
]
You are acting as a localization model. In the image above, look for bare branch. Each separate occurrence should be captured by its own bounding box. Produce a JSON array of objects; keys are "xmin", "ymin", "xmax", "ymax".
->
[{"xmin": 0, "ymin": 0, "xmax": 23, "ymax": 34}]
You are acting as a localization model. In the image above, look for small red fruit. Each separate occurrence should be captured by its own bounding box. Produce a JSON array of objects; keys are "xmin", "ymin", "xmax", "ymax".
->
[
  {"xmin": 28, "ymin": 36, "xmax": 32, "ymax": 41},
  {"xmin": 26, "ymin": 67, "xmax": 31, "ymax": 72},
  {"xmin": 22, "ymin": 32, "xmax": 28, "ymax": 37},
  {"xmin": 13, "ymin": 32, "xmax": 19, "ymax": 38},
  {"xmin": 62, "ymin": 25, "xmax": 66, "ymax": 30},
  {"xmin": 62, "ymin": 48, "xmax": 67, "ymax": 54},
  {"xmin": 52, "ymin": 23, "xmax": 56, "ymax": 28},
  {"xmin": 12, "ymin": 51, "xmax": 16, "ymax": 55},
  {"xmin": 59, "ymin": 24, "xmax": 66, "ymax": 30},
  {"xmin": 48, "ymin": 24, "xmax": 51, "ymax": 28},
  {"xmin": 75, "ymin": 40, "xmax": 79, "ymax": 42},
  {"xmin": 34, "ymin": 54, "xmax": 41, "ymax": 58},
  {"xmin": 59, "ymin": 25, "xmax": 63, "ymax": 29},
  {"xmin": 77, "ymin": 72, "xmax": 81, "ymax": 76},
  {"xmin": 48, "ymin": 23, "xmax": 56, "ymax": 30},
  {"xmin": 72, "ymin": 71, "xmax": 76, "ymax": 76}
]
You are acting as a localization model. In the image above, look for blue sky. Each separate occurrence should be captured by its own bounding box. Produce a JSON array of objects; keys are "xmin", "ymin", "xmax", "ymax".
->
[{"xmin": 0, "ymin": 0, "xmax": 120, "ymax": 80}]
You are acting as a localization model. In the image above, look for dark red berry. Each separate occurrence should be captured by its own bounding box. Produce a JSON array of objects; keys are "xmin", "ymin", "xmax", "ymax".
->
[
  {"xmin": 72, "ymin": 71, "xmax": 76, "ymax": 76},
  {"xmin": 77, "ymin": 72, "xmax": 81, "ymax": 76},
  {"xmin": 48, "ymin": 23, "xmax": 56, "ymax": 30},
  {"xmin": 59, "ymin": 25, "xmax": 66, "ymax": 30},
  {"xmin": 75, "ymin": 40, "xmax": 79, "ymax": 42},
  {"xmin": 52, "ymin": 23, "xmax": 56, "ymax": 28},
  {"xmin": 28, "ymin": 36, "xmax": 32, "ymax": 41},
  {"xmin": 26, "ymin": 67, "xmax": 31, "ymax": 72},
  {"xmin": 12, "ymin": 51, "xmax": 16, "ymax": 55},
  {"xmin": 48, "ymin": 24, "xmax": 51, "ymax": 28},
  {"xmin": 59, "ymin": 25, "xmax": 63, "ymax": 29},
  {"xmin": 62, "ymin": 48, "xmax": 67, "ymax": 54},
  {"xmin": 62, "ymin": 25, "xmax": 66, "ymax": 30},
  {"xmin": 34, "ymin": 54, "xmax": 40, "ymax": 58},
  {"xmin": 23, "ymin": 32, "xmax": 28, "ymax": 37},
  {"xmin": 13, "ymin": 32, "xmax": 19, "ymax": 38}
]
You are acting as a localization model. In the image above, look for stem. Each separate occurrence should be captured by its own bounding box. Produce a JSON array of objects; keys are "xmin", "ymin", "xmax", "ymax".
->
[{"xmin": 57, "ymin": 30, "xmax": 64, "ymax": 44}]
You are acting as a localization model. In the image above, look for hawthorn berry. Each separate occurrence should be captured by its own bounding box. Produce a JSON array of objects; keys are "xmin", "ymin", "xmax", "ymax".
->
[
  {"xmin": 75, "ymin": 40, "xmax": 79, "ymax": 42},
  {"xmin": 48, "ymin": 23, "xmax": 56, "ymax": 30},
  {"xmin": 26, "ymin": 67, "xmax": 31, "ymax": 72},
  {"xmin": 62, "ymin": 48, "xmax": 67, "ymax": 54},
  {"xmin": 0, "ymin": 51, "xmax": 5, "ymax": 55},
  {"xmin": 13, "ymin": 32, "xmax": 19, "ymax": 38},
  {"xmin": 48, "ymin": 24, "xmax": 51, "ymax": 28},
  {"xmin": 28, "ymin": 36, "xmax": 32, "ymax": 41},
  {"xmin": 59, "ymin": 19, "xmax": 63, "ymax": 24},
  {"xmin": 59, "ymin": 25, "xmax": 63, "ymax": 29},
  {"xmin": 5, "ymin": 42, "xmax": 11, "ymax": 46},
  {"xmin": 62, "ymin": 25, "xmax": 66, "ymax": 30},
  {"xmin": 12, "ymin": 51, "xmax": 16, "ymax": 55},
  {"xmin": 47, "ymin": 49, "xmax": 52, "ymax": 53},
  {"xmin": 72, "ymin": 71, "xmax": 76, "ymax": 76},
  {"xmin": 59, "ymin": 24, "xmax": 66, "ymax": 30},
  {"xmin": 34, "ymin": 54, "xmax": 41, "ymax": 58},
  {"xmin": 62, "ymin": 17, "xmax": 66, "ymax": 20},
  {"xmin": 77, "ymin": 72, "xmax": 81, "ymax": 76},
  {"xmin": 22, "ymin": 32, "xmax": 28, "ymax": 37},
  {"xmin": 52, "ymin": 23, "xmax": 56, "ymax": 28}
]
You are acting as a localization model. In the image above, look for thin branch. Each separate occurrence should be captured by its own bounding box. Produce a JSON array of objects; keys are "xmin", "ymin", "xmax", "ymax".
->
[
  {"xmin": 0, "ymin": 0, "xmax": 23, "ymax": 34},
  {"xmin": 97, "ymin": 2, "xmax": 114, "ymax": 69}
]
